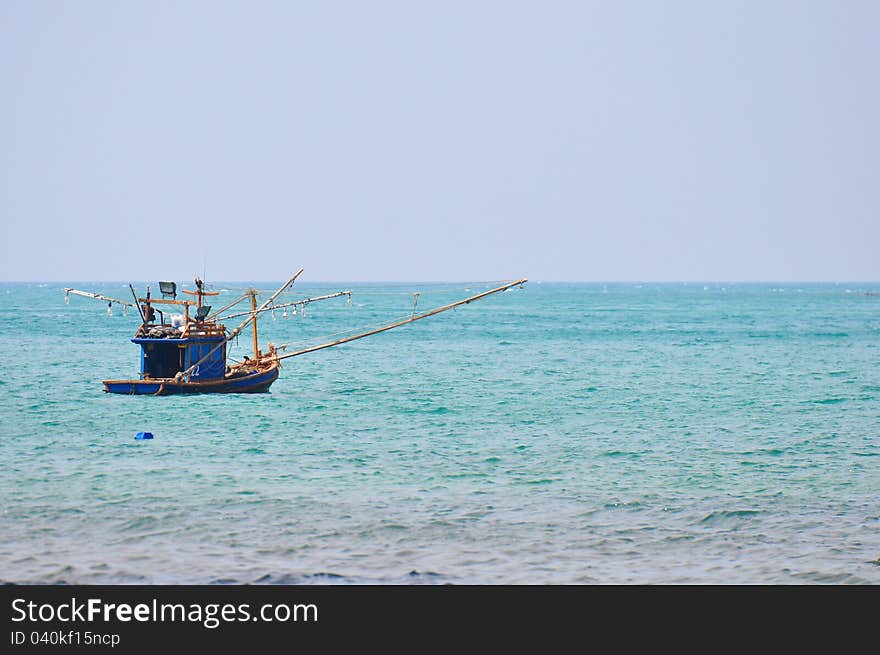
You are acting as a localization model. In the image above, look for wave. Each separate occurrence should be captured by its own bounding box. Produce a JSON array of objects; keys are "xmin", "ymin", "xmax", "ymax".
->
[{"xmin": 699, "ymin": 509, "xmax": 760, "ymax": 524}]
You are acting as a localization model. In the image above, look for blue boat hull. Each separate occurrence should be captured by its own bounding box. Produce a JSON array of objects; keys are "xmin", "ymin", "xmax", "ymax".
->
[{"xmin": 103, "ymin": 362, "xmax": 280, "ymax": 395}]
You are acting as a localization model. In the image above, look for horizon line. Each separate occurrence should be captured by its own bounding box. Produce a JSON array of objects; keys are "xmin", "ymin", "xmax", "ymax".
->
[{"xmin": 2, "ymin": 279, "xmax": 880, "ymax": 285}]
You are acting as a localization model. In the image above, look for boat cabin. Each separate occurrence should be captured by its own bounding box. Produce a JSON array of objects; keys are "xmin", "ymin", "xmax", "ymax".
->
[{"xmin": 132, "ymin": 333, "xmax": 226, "ymax": 381}]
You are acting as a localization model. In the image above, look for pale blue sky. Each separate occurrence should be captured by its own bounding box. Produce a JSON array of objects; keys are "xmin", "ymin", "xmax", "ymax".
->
[{"xmin": 1, "ymin": 1, "xmax": 877, "ymax": 281}]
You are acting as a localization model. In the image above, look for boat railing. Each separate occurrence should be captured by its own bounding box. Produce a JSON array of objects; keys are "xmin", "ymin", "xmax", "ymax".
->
[{"xmin": 179, "ymin": 322, "xmax": 227, "ymax": 338}]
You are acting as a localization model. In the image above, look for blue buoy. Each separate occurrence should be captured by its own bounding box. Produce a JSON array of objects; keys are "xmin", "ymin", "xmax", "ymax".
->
[{"xmin": 134, "ymin": 432, "xmax": 154, "ymax": 440}]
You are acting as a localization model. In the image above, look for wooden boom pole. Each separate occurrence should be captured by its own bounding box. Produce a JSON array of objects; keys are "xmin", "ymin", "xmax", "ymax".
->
[{"xmin": 277, "ymin": 278, "xmax": 527, "ymax": 362}]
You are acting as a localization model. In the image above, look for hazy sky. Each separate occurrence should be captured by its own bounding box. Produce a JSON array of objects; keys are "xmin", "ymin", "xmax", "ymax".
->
[{"xmin": 1, "ymin": 1, "xmax": 877, "ymax": 281}]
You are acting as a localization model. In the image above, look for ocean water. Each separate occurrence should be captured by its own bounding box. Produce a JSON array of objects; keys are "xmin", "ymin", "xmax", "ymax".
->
[{"xmin": 1, "ymin": 281, "xmax": 878, "ymax": 584}]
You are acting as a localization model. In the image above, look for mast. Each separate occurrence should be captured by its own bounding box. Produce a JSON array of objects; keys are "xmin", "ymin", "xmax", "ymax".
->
[
  {"xmin": 251, "ymin": 289, "xmax": 259, "ymax": 359},
  {"xmin": 181, "ymin": 276, "xmax": 219, "ymax": 320},
  {"xmin": 277, "ymin": 278, "xmax": 527, "ymax": 361}
]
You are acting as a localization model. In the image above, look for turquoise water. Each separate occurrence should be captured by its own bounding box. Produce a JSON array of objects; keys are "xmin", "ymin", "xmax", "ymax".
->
[{"xmin": 1, "ymin": 281, "xmax": 878, "ymax": 584}]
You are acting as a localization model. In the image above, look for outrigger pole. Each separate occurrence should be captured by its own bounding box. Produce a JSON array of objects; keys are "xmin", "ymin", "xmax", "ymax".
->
[
  {"xmin": 205, "ymin": 289, "xmax": 350, "ymax": 322},
  {"xmin": 219, "ymin": 290, "xmax": 352, "ymax": 321},
  {"xmin": 276, "ymin": 278, "xmax": 528, "ymax": 361},
  {"xmin": 173, "ymin": 269, "xmax": 304, "ymax": 381},
  {"xmin": 64, "ymin": 288, "xmax": 135, "ymax": 308}
]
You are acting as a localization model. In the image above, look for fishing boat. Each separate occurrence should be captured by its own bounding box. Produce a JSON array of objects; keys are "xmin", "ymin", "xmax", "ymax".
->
[{"xmin": 64, "ymin": 270, "xmax": 527, "ymax": 395}]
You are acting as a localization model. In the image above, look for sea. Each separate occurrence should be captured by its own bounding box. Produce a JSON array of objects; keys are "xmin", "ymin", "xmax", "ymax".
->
[{"xmin": 1, "ymin": 281, "xmax": 878, "ymax": 584}]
